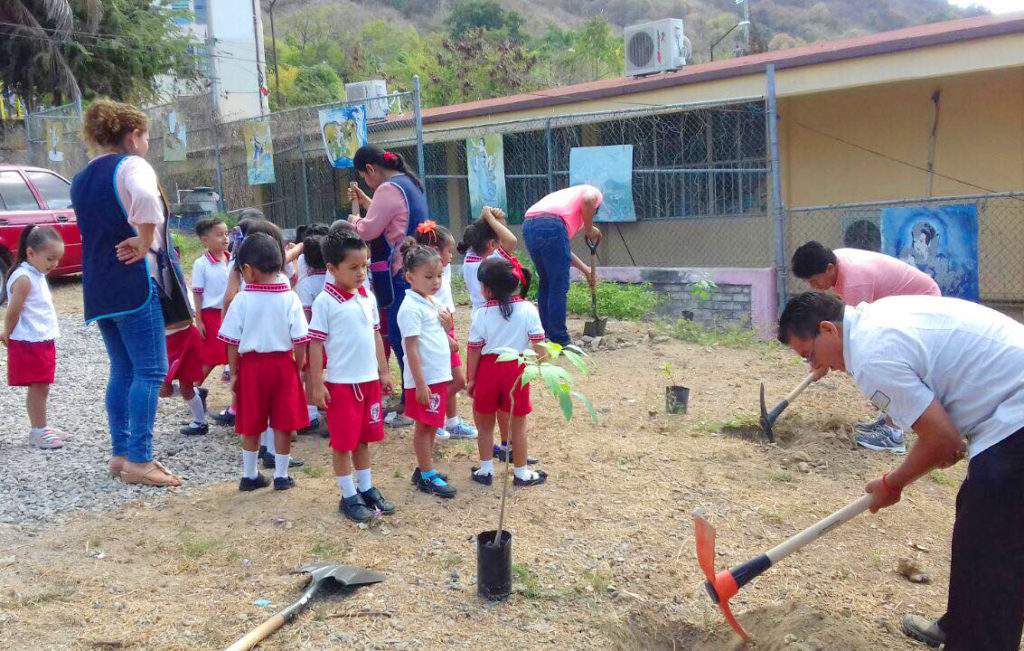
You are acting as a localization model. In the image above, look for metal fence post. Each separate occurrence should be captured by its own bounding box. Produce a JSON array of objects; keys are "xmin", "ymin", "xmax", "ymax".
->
[
  {"xmin": 767, "ymin": 64, "xmax": 787, "ymax": 312},
  {"xmin": 213, "ymin": 122, "xmax": 225, "ymax": 212},
  {"xmin": 298, "ymin": 126, "xmax": 311, "ymax": 224},
  {"xmin": 545, "ymin": 117, "xmax": 554, "ymax": 193},
  {"xmin": 413, "ymin": 75, "xmax": 425, "ymax": 178}
]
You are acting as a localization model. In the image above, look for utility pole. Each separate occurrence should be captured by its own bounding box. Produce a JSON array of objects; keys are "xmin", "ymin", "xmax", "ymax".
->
[
  {"xmin": 742, "ymin": 0, "xmax": 752, "ymax": 54},
  {"xmin": 264, "ymin": 0, "xmax": 282, "ymax": 105}
]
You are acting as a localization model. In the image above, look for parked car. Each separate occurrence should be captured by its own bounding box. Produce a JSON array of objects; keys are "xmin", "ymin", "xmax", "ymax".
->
[{"xmin": 0, "ymin": 164, "xmax": 81, "ymax": 287}]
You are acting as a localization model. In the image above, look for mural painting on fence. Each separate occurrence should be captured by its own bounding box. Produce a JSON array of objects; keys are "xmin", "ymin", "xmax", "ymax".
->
[
  {"xmin": 242, "ymin": 119, "xmax": 275, "ymax": 185},
  {"xmin": 46, "ymin": 121, "xmax": 64, "ymax": 164},
  {"xmin": 162, "ymin": 109, "xmax": 188, "ymax": 162},
  {"xmin": 466, "ymin": 134, "xmax": 508, "ymax": 216},
  {"xmin": 881, "ymin": 204, "xmax": 979, "ymax": 301},
  {"xmin": 569, "ymin": 145, "xmax": 636, "ymax": 222},
  {"xmin": 318, "ymin": 105, "xmax": 366, "ymax": 169}
]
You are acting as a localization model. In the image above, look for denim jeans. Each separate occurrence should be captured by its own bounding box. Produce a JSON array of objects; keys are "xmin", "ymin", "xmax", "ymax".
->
[
  {"xmin": 96, "ymin": 289, "xmax": 167, "ymax": 463},
  {"xmin": 388, "ymin": 272, "xmax": 409, "ymax": 393},
  {"xmin": 523, "ymin": 215, "xmax": 572, "ymax": 346},
  {"xmin": 937, "ymin": 428, "xmax": 1024, "ymax": 650}
]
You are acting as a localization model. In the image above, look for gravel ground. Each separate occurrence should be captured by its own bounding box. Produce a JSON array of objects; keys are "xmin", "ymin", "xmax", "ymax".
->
[{"xmin": 0, "ymin": 316, "xmax": 239, "ymax": 525}]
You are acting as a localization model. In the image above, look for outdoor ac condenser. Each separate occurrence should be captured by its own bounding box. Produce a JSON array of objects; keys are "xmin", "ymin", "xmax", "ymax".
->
[
  {"xmin": 344, "ymin": 80, "xmax": 390, "ymax": 122},
  {"xmin": 624, "ymin": 19, "xmax": 689, "ymax": 77}
]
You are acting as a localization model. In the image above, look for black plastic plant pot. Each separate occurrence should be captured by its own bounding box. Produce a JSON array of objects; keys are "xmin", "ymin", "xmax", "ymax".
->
[
  {"xmin": 477, "ymin": 529, "xmax": 512, "ymax": 601},
  {"xmin": 666, "ymin": 385, "xmax": 690, "ymax": 414}
]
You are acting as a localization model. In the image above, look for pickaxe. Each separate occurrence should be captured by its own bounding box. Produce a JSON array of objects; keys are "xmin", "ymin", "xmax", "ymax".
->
[
  {"xmin": 759, "ymin": 372, "xmax": 815, "ymax": 442},
  {"xmin": 693, "ymin": 494, "xmax": 872, "ymax": 641}
]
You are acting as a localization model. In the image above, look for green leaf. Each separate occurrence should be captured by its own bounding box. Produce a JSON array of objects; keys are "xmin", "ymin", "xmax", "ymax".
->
[
  {"xmin": 562, "ymin": 348, "xmax": 590, "ymax": 377},
  {"xmin": 520, "ymin": 364, "xmax": 540, "ymax": 388},
  {"xmin": 572, "ymin": 391, "xmax": 598, "ymax": 423},
  {"xmin": 539, "ymin": 363, "xmax": 563, "ymax": 395},
  {"xmin": 496, "ymin": 350, "xmax": 521, "ymax": 363},
  {"xmin": 521, "ymin": 349, "xmax": 539, "ymax": 358},
  {"xmin": 558, "ymin": 391, "xmax": 574, "ymax": 421}
]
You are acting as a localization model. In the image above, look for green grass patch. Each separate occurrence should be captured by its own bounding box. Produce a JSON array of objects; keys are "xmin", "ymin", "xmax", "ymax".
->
[
  {"xmin": 660, "ymin": 318, "xmax": 765, "ymax": 349},
  {"xmin": 180, "ymin": 531, "xmax": 219, "ymax": 559},
  {"xmin": 450, "ymin": 270, "xmax": 470, "ymax": 307},
  {"xmin": 298, "ymin": 464, "xmax": 327, "ymax": 479},
  {"xmin": 309, "ymin": 541, "xmax": 344, "ymax": 560},
  {"xmin": 514, "ymin": 256, "xmax": 660, "ymax": 321},
  {"xmin": 511, "ymin": 563, "xmax": 548, "ymax": 599},
  {"xmin": 928, "ymin": 469, "xmax": 952, "ymax": 486},
  {"xmin": 766, "ymin": 471, "xmax": 796, "ymax": 483},
  {"xmin": 172, "ymin": 231, "xmax": 208, "ymax": 272}
]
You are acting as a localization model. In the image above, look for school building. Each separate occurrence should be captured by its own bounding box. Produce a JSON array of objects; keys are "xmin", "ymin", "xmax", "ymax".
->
[{"xmin": 411, "ymin": 12, "xmax": 1024, "ymax": 331}]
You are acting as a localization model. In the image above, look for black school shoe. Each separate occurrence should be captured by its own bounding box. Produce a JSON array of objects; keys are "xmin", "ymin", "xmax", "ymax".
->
[
  {"xmin": 214, "ymin": 409, "xmax": 235, "ymax": 425},
  {"xmin": 410, "ymin": 467, "xmax": 448, "ymax": 485},
  {"xmin": 470, "ymin": 467, "xmax": 494, "ymax": 486},
  {"xmin": 494, "ymin": 445, "xmax": 539, "ymax": 465},
  {"xmin": 340, "ymin": 494, "xmax": 375, "ymax": 523},
  {"xmin": 260, "ymin": 448, "xmax": 305, "ymax": 469},
  {"xmin": 299, "ymin": 417, "xmax": 322, "ymax": 435},
  {"xmin": 239, "ymin": 473, "xmax": 269, "ymax": 491},
  {"xmin": 180, "ymin": 422, "xmax": 209, "ymax": 436},
  {"xmin": 412, "ymin": 468, "xmax": 457, "ymax": 498},
  {"xmin": 273, "ymin": 476, "xmax": 295, "ymax": 491},
  {"xmin": 358, "ymin": 487, "xmax": 396, "ymax": 515},
  {"xmin": 513, "ymin": 469, "xmax": 548, "ymax": 487}
]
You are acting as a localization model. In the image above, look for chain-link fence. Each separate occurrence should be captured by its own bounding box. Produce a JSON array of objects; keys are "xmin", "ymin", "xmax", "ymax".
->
[
  {"xmin": 22, "ymin": 102, "xmax": 88, "ymax": 180},
  {"xmin": 786, "ymin": 193, "xmax": 1024, "ymax": 304}
]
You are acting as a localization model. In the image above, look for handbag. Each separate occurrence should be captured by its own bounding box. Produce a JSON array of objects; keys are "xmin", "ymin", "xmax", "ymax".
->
[{"xmin": 154, "ymin": 187, "xmax": 194, "ymax": 325}]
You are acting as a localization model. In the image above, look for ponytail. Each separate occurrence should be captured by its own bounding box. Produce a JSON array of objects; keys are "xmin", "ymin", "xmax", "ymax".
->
[
  {"xmin": 16, "ymin": 224, "xmax": 36, "ymax": 265},
  {"xmin": 478, "ymin": 256, "xmax": 529, "ymax": 320},
  {"xmin": 458, "ymin": 218, "xmax": 497, "ymax": 256},
  {"xmin": 2, "ymin": 224, "xmax": 62, "ymax": 304},
  {"xmin": 353, "ymin": 145, "xmax": 424, "ymax": 193}
]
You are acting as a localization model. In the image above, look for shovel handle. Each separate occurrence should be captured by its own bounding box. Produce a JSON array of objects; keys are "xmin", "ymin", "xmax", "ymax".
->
[
  {"xmin": 765, "ymin": 494, "xmax": 872, "ymax": 564},
  {"xmin": 585, "ymin": 236, "xmax": 599, "ymax": 256},
  {"xmin": 224, "ymin": 612, "xmax": 286, "ymax": 651},
  {"xmin": 784, "ymin": 372, "xmax": 816, "ymax": 404}
]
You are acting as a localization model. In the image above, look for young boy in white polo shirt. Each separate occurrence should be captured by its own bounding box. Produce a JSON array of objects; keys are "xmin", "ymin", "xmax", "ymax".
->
[
  {"xmin": 778, "ymin": 291, "xmax": 1024, "ymax": 651},
  {"xmin": 219, "ymin": 233, "xmax": 310, "ymax": 492},
  {"xmin": 307, "ymin": 232, "xmax": 396, "ymax": 523},
  {"xmin": 191, "ymin": 217, "xmax": 232, "ymax": 382}
]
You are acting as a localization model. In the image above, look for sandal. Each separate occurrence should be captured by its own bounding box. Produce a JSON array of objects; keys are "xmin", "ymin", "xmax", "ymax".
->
[
  {"xmin": 120, "ymin": 461, "xmax": 184, "ymax": 487},
  {"xmin": 109, "ymin": 456, "xmax": 126, "ymax": 479}
]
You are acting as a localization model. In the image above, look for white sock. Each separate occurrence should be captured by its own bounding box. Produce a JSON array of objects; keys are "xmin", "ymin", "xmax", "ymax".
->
[
  {"xmin": 263, "ymin": 428, "xmax": 276, "ymax": 455},
  {"xmin": 31, "ymin": 426, "xmax": 47, "ymax": 435},
  {"xmin": 274, "ymin": 454, "xmax": 290, "ymax": 479},
  {"xmin": 337, "ymin": 474, "xmax": 357, "ymax": 498},
  {"xmin": 356, "ymin": 468, "xmax": 373, "ymax": 492},
  {"xmin": 242, "ymin": 450, "xmax": 259, "ymax": 479},
  {"xmin": 445, "ymin": 416, "xmax": 460, "ymax": 429},
  {"xmin": 186, "ymin": 393, "xmax": 207, "ymax": 424},
  {"xmin": 169, "ymin": 382, "xmax": 181, "ymax": 398},
  {"xmin": 514, "ymin": 465, "xmax": 536, "ymax": 481},
  {"xmin": 307, "ymin": 404, "xmax": 319, "ymax": 421},
  {"xmin": 476, "ymin": 459, "xmax": 494, "ymax": 476}
]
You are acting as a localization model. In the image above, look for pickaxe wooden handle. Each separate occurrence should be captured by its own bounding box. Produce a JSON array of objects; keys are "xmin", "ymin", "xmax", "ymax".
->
[{"xmin": 759, "ymin": 372, "xmax": 816, "ymax": 441}]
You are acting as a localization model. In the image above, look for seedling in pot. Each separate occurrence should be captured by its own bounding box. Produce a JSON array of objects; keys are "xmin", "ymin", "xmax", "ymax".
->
[{"xmin": 661, "ymin": 362, "xmax": 690, "ymax": 415}]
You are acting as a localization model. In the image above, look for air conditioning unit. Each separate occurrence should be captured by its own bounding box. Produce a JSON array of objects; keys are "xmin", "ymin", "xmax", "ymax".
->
[
  {"xmin": 624, "ymin": 19, "xmax": 690, "ymax": 77},
  {"xmin": 345, "ymin": 80, "xmax": 389, "ymax": 122}
]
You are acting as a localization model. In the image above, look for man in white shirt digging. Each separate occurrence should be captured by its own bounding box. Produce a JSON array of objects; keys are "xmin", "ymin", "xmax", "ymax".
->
[{"xmin": 777, "ymin": 291, "xmax": 1024, "ymax": 651}]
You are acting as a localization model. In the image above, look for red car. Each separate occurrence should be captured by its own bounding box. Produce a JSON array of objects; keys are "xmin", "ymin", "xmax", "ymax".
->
[{"xmin": 0, "ymin": 164, "xmax": 81, "ymax": 284}]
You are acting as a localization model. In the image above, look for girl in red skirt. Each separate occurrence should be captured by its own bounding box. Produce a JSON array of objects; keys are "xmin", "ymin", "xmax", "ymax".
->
[
  {"xmin": 159, "ymin": 318, "xmax": 208, "ymax": 435},
  {"xmin": 466, "ymin": 256, "xmax": 548, "ymax": 487},
  {"xmin": 218, "ymin": 232, "xmax": 310, "ymax": 492},
  {"xmin": 1, "ymin": 225, "xmax": 67, "ymax": 449}
]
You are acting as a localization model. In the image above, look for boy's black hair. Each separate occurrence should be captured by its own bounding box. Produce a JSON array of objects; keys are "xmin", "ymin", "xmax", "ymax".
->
[
  {"xmin": 776, "ymin": 291, "xmax": 845, "ymax": 345},
  {"xmin": 302, "ymin": 234, "xmax": 327, "ymax": 271},
  {"xmin": 328, "ymin": 219, "xmax": 358, "ymax": 237},
  {"xmin": 791, "ymin": 241, "xmax": 837, "ymax": 279},
  {"xmin": 457, "ymin": 217, "xmax": 497, "ymax": 256},
  {"xmin": 295, "ymin": 224, "xmax": 308, "ymax": 243},
  {"xmin": 243, "ymin": 219, "xmax": 286, "ymax": 261},
  {"xmin": 399, "ymin": 237, "xmax": 441, "ymax": 274},
  {"xmin": 322, "ymin": 230, "xmax": 368, "ymax": 267},
  {"xmin": 194, "ymin": 216, "xmax": 226, "ymax": 238},
  {"xmin": 236, "ymin": 232, "xmax": 283, "ymax": 275},
  {"xmin": 478, "ymin": 256, "xmax": 532, "ymax": 320}
]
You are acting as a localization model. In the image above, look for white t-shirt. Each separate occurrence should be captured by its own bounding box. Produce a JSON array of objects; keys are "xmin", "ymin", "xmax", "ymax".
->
[
  {"xmin": 218, "ymin": 282, "xmax": 309, "ymax": 354},
  {"xmin": 191, "ymin": 251, "xmax": 231, "ymax": 310},
  {"xmin": 463, "ymin": 247, "xmax": 512, "ymax": 311},
  {"xmin": 295, "ymin": 271, "xmax": 326, "ymax": 309},
  {"xmin": 843, "ymin": 295, "xmax": 1024, "ymax": 458},
  {"xmin": 308, "ymin": 283, "xmax": 381, "ymax": 384},
  {"xmin": 397, "ymin": 290, "xmax": 453, "ymax": 388},
  {"xmin": 5, "ymin": 262, "xmax": 59, "ymax": 342},
  {"xmin": 436, "ymin": 264, "xmax": 455, "ymax": 313},
  {"xmin": 467, "ymin": 297, "xmax": 545, "ymax": 356}
]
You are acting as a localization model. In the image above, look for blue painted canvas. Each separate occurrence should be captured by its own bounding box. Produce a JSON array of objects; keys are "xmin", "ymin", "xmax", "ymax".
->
[
  {"xmin": 319, "ymin": 105, "xmax": 367, "ymax": 169},
  {"xmin": 881, "ymin": 204, "xmax": 979, "ymax": 301},
  {"xmin": 569, "ymin": 145, "xmax": 636, "ymax": 223},
  {"xmin": 465, "ymin": 133, "xmax": 507, "ymax": 216}
]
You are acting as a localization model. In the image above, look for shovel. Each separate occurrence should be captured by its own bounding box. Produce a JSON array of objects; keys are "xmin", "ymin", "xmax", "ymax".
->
[
  {"xmin": 224, "ymin": 562, "xmax": 385, "ymax": 651},
  {"xmin": 582, "ymin": 237, "xmax": 606, "ymax": 338}
]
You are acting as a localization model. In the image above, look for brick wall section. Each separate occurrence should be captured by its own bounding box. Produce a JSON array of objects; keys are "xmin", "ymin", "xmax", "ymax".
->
[{"xmin": 641, "ymin": 268, "xmax": 753, "ymax": 329}]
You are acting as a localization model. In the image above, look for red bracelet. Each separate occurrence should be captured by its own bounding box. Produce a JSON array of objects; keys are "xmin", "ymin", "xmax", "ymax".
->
[{"xmin": 881, "ymin": 473, "xmax": 901, "ymax": 493}]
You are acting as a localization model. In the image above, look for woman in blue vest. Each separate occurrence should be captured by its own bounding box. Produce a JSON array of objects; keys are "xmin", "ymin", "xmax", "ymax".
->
[
  {"xmin": 71, "ymin": 99, "xmax": 182, "ymax": 488},
  {"xmin": 347, "ymin": 146, "xmax": 428, "ymax": 422}
]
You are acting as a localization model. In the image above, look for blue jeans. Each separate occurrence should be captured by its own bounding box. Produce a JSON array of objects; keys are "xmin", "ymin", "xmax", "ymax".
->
[
  {"xmin": 387, "ymin": 272, "xmax": 409, "ymax": 394},
  {"xmin": 524, "ymin": 215, "xmax": 572, "ymax": 346},
  {"xmin": 96, "ymin": 290, "xmax": 167, "ymax": 463}
]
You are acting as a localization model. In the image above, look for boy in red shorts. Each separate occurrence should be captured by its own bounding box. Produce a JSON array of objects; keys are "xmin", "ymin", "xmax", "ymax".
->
[
  {"xmin": 191, "ymin": 217, "xmax": 232, "ymax": 382},
  {"xmin": 307, "ymin": 231, "xmax": 395, "ymax": 522}
]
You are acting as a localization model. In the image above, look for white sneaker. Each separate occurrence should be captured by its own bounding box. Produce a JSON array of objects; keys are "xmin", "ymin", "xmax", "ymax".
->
[
  {"xmin": 435, "ymin": 427, "xmax": 452, "ymax": 441},
  {"xmin": 29, "ymin": 428, "xmax": 64, "ymax": 449},
  {"xmin": 384, "ymin": 411, "xmax": 414, "ymax": 428},
  {"xmin": 446, "ymin": 418, "xmax": 478, "ymax": 439}
]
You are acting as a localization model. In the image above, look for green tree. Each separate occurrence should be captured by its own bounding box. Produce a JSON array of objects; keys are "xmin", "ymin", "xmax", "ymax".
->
[
  {"xmin": 565, "ymin": 16, "xmax": 622, "ymax": 81},
  {"xmin": 288, "ymin": 63, "xmax": 344, "ymax": 106},
  {"xmin": 445, "ymin": 0, "xmax": 523, "ymax": 41},
  {"xmin": 423, "ymin": 28, "xmax": 537, "ymax": 106}
]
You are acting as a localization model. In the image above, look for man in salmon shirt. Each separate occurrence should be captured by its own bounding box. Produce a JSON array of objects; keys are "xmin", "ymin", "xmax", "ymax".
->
[{"xmin": 791, "ymin": 241, "xmax": 941, "ymax": 453}]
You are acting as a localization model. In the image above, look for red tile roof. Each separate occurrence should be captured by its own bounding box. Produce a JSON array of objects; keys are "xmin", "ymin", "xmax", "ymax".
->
[{"xmin": 419, "ymin": 11, "xmax": 1024, "ymax": 125}]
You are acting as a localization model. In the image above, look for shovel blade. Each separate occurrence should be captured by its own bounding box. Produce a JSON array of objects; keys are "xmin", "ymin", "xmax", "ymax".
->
[
  {"xmin": 295, "ymin": 562, "xmax": 386, "ymax": 587},
  {"xmin": 583, "ymin": 319, "xmax": 607, "ymax": 338}
]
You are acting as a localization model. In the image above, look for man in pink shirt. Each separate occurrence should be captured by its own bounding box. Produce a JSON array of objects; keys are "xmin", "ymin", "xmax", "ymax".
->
[{"xmin": 791, "ymin": 241, "xmax": 942, "ymax": 453}]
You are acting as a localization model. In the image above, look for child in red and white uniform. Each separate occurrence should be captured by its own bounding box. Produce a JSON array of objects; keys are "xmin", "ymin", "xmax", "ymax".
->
[
  {"xmin": 295, "ymin": 231, "xmax": 328, "ymax": 429},
  {"xmin": 412, "ymin": 221, "xmax": 476, "ymax": 442},
  {"xmin": 160, "ymin": 316, "xmax": 209, "ymax": 435},
  {"xmin": 1, "ymin": 225, "xmax": 67, "ymax": 449},
  {"xmin": 219, "ymin": 232, "xmax": 310, "ymax": 492},
  {"xmin": 467, "ymin": 256, "xmax": 548, "ymax": 487},
  {"xmin": 191, "ymin": 217, "xmax": 231, "ymax": 380},
  {"xmin": 396, "ymin": 240, "xmax": 457, "ymax": 498},
  {"xmin": 308, "ymin": 232, "xmax": 396, "ymax": 523}
]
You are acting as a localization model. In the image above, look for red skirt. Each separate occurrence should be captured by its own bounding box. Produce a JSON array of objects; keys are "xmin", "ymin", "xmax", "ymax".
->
[
  {"xmin": 404, "ymin": 382, "xmax": 449, "ymax": 429},
  {"xmin": 448, "ymin": 325, "xmax": 462, "ymax": 369},
  {"xmin": 165, "ymin": 326, "xmax": 205, "ymax": 386},
  {"xmin": 236, "ymin": 351, "xmax": 310, "ymax": 437},
  {"xmin": 472, "ymin": 354, "xmax": 531, "ymax": 416},
  {"xmin": 7, "ymin": 339, "xmax": 56, "ymax": 386},
  {"xmin": 326, "ymin": 380, "xmax": 385, "ymax": 453},
  {"xmin": 199, "ymin": 309, "xmax": 228, "ymax": 367}
]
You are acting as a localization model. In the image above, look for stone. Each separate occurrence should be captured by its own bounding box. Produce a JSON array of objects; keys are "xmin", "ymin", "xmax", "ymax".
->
[{"xmin": 897, "ymin": 558, "xmax": 930, "ymax": 584}]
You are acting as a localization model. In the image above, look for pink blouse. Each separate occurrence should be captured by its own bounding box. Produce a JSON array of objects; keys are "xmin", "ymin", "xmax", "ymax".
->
[
  {"xmin": 524, "ymin": 184, "xmax": 603, "ymax": 238},
  {"xmin": 114, "ymin": 156, "xmax": 165, "ymax": 277},
  {"xmin": 353, "ymin": 182, "xmax": 409, "ymax": 275}
]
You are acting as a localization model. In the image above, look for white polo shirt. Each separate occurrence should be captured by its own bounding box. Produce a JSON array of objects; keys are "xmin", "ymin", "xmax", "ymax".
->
[
  {"xmin": 218, "ymin": 282, "xmax": 309, "ymax": 354},
  {"xmin": 5, "ymin": 263, "xmax": 59, "ymax": 342},
  {"xmin": 308, "ymin": 283, "xmax": 381, "ymax": 384},
  {"xmin": 463, "ymin": 247, "xmax": 512, "ymax": 311},
  {"xmin": 396, "ymin": 290, "xmax": 453, "ymax": 388},
  {"xmin": 467, "ymin": 297, "xmax": 545, "ymax": 355},
  {"xmin": 191, "ymin": 251, "xmax": 231, "ymax": 310},
  {"xmin": 295, "ymin": 271, "xmax": 326, "ymax": 309},
  {"xmin": 843, "ymin": 295, "xmax": 1024, "ymax": 458},
  {"xmin": 436, "ymin": 264, "xmax": 455, "ymax": 313}
]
